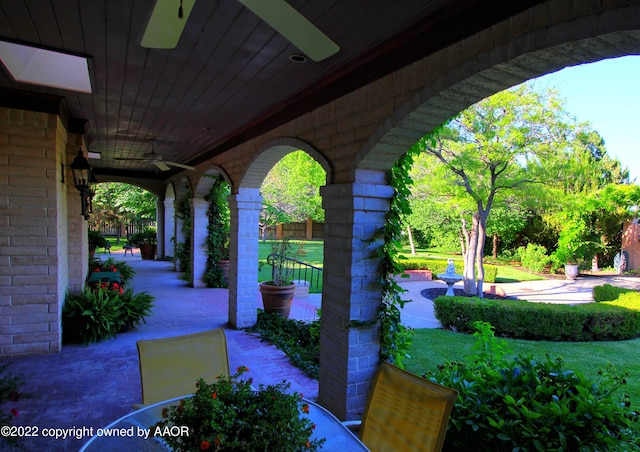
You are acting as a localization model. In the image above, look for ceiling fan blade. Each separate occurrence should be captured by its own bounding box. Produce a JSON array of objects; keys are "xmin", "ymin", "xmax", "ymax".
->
[
  {"xmin": 153, "ymin": 161, "xmax": 172, "ymax": 171},
  {"xmin": 238, "ymin": 0, "xmax": 339, "ymax": 62},
  {"xmin": 166, "ymin": 161, "xmax": 196, "ymax": 171},
  {"xmin": 141, "ymin": 0, "xmax": 196, "ymax": 49}
]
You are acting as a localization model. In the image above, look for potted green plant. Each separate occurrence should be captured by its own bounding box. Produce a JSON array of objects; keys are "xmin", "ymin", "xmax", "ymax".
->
[
  {"xmin": 553, "ymin": 222, "xmax": 600, "ymax": 280},
  {"xmin": 154, "ymin": 366, "xmax": 325, "ymax": 451},
  {"xmin": 128, "ymin": 228, "xmax": 158, "ymax": 260},
  {"xmin": 259, "ymin": 238, "xmax": 300, "ymax": 318},
  {"xmin": 88, "ymin": 230, "xmax": 108, "ymax": 260}
]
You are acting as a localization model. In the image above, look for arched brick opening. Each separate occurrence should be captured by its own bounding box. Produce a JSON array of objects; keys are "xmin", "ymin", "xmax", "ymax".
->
[
  {"xmin": 240, "ymin": 137, "xmax": 332, "ymax": 189},
  {"xmin": 324, "ymin": 13, "xmax": 640, "ymax": 420},
  {"xmin": 357, "ymin": 34, "xmax": 640, "ymax": 172},
  {"xmin": 93, "ymin": 176, "xmax": 165, "ymax": 199},
  {"xmin": 89, "ymin": 179, "xmax": 163, "ymax": 251},
  {"xmin": 228, "ymin": 137, "xmax": 330, "ymax": 328}
]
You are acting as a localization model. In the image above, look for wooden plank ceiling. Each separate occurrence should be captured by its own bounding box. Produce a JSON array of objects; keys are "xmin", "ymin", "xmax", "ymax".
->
[{"xmin": 0, "ymin": 0, "xmax": 544, "ymax": 179}]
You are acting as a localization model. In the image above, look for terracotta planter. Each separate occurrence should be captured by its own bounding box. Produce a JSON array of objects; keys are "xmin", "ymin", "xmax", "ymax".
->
[
  {"xmin": 139, "ymin": 244, "xmax": 157, "ymax": 260},
  {"xmin": 259, "ymin": 283, "xmax": 295, "ymax": 319},
  {"xmin": 217, "ymin": 260, "xmax": 230, "ymax": 284}
]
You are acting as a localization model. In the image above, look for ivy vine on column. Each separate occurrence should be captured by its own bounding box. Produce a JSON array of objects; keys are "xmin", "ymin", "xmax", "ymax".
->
[
  {"xmin": 174, "ymin": 191, "xmax": 192, "ymax": 282},
  {"xmin": 379, "ymin": 126, "xmax": 443, "ymax": 367},
  {"xmin": 204, "ymin": 176, "xmax": 231, "ymax": 288}
]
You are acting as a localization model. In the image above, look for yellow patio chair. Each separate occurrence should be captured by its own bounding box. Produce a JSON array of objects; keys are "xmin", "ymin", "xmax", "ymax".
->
[
  {"xmin": 136, "ymin": 328, "xmax": 230, "ymax": 406},
  {"xmin": 346, "ymin": 361, "xmax": 458, "ymax": 452}
]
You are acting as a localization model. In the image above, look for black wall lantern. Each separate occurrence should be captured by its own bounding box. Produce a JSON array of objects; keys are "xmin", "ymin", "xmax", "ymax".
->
[{"xmin": 62, "ymin": 150, "xmax": 93, "ymax": 220}]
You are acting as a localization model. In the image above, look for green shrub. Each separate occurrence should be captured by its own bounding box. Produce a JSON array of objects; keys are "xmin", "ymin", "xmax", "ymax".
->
[
  {"xmin": 483, "ymin": 265, "xmax": 498, "ymax": 283},
  {"xmin": 118, "ymin": 289, "xmax": 155, "ymax": 329},
  {"xmin": 398, "ymin": 258, "xmax": 449, "ymax": 273},
  {"xmin": 517, "ymin": 243, "xmax": 551, "ymax": 273},
  {"xmin": 62, "ymin": 287, "xmax": 155, "ymax": 344},
  {"xmin": 88, "ymin": 230, "xmax": 109, "ymax": 250},
  {"xmin": 62, "ymin": 288, "xmax": 125, "ymax": 344},
  {"xmin": 396, "ymin": 258, "xmax": 497, "ymax": 283},
  {"xmin": 249, "ymin": 310, "xmax": 320, "ymax": 379},
  {"xmin": 594, "ymin": 284, "xmax": 637, "ymax": 302},
  {"xmin": 426, "ymin": 322, "xmax": 640, "ymax": 451},
  {"xmin": 433, "ymin": 295, "xmax": 640, "ymax": 341}
]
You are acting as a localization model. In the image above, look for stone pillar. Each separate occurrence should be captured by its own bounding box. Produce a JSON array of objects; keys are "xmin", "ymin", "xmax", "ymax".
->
[
  {"xmin": 0, "ymin": 108, "xmax": 76, "ymax": 356},
  {"xmin": 190, "ymin": 197, "xmax": 209, "ymax": 288},
  {"xmin": 175, "ymin": 203, "xmax": 186, "ymax": 272},
  {"xmin": 317, "ymin": 175, "xmax": 394, "ymax": 420},
  {"xmin": 228, "ymin": 188, "xmax": 262, "ymax": 328},
  {"xmin": 164, "ymin": 199, "xmax": 175, "ymax": 258},
  {"xmin": 156, "ymin": 198, "xmax": 165, "ymax": 258}
]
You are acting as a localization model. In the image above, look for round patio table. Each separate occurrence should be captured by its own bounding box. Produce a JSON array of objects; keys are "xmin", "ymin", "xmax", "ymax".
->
[{"xmin": 80, "ymin": 395, "xmax": 368, "ymax": 451}]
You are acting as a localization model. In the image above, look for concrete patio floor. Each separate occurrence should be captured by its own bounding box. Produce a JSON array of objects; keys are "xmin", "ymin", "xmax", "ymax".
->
[{"xmin": 2, "ymin": 250, "xmax": 639, "ymax": 451}]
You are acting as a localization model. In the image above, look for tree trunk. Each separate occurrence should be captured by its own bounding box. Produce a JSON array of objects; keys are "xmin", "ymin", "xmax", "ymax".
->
[
  {"xmin": 463, "ymin": 213, "xmax": 479, "ymax": 295},
  {"xmin": 492, "ymin": 232, "xmax": 498, "ymax": 259},
  {"xmin": 407, "ymin": 225, "xmax": 416, "ymax": 255},
  {"xmin": 475, "ymin": 214, "xmax": 488, "ymax": 297},
  {"xmin": 459, "ymin": 217, "xmax": 469, "ymax": 257}
]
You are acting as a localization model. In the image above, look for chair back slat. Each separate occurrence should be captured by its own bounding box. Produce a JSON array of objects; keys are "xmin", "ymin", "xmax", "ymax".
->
[
  {"xmin": 136, "ymin": 329, "xmax": 230, "ymax": 406},
  {"xmin": 360, "ymin": 362, "xmax": 458, "ymax": 452}
]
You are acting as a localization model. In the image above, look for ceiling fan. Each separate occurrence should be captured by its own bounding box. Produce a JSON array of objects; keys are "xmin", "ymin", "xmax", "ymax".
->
[
  {"xmin": 114, "ymin": 142, "xmax": 195, "ymax": 172},
  {"xmin": 140, "ymin": 0, "xmax": 340, "ymax": 62}
]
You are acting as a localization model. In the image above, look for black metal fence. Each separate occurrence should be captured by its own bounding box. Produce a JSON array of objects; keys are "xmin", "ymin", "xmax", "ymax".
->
[
  {"xmin": 95, "ymin": 220, "xmax": 157, "ymax": 237},
  {"xmin": 266, "ymin": 253, "xmax": 323, "ymax": 293}
]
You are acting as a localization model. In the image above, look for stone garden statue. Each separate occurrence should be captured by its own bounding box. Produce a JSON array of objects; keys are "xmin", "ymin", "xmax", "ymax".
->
[
  {"xmin": 438, "ymin": 258, "xmax": 463, "ymax": 296},
  {"xmin": 445, "ymin": 258, "xmax": 456, "ymax": 276}
]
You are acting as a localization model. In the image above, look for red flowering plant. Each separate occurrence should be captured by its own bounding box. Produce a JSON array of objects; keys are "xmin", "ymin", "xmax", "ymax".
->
[
  {"xmin": 1, "ymin": 364, "xmax": 31, "ymax": 448},
  {"xmin": 62, "ymin": 259, "xmax": 153, "ymax": 344},
  {"xmin": 154, "ymin": 366, "xmax": 325, "ymax": 451},
  {"xmin": 88, "ymin": 258, "xmax": 136, "ymax": 289}
]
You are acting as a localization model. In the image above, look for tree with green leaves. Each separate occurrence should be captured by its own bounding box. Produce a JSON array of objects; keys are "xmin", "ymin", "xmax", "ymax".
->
[
  {"xmin": 549, "ymin": 183, "xmax": 640, "ymax": 269},
  {"xmin": 416, "ymin": 85, "xmax": 577, "ymax": 295},
  {"xmin": 90, "ymin": 183, "xmax": 156, "ymax": 241},
  {"xmin": 260, "ymin": 151, "xmax": 325, "ymax": 237}
]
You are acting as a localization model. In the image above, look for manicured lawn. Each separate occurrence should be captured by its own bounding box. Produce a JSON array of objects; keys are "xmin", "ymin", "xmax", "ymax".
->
[
  {"xmin": 405, "ymin": 328, "xmax": 640, "ymax": 431},
  {"xmin": 256, "ymin": 241, "xmax": 548, "ymax": 291},
  {"xmin": 95, "ymin": 236, "xmax": 126, "ymax": 253},
  {"xmin": 258, "ymin": 240, "xmax": 324, "ymax": 292}
]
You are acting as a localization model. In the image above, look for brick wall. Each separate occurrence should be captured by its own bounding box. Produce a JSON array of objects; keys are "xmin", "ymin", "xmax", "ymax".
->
[
  {"xmin": 0, "ymin": 108, "xmax": 67, "ymax": 356},
  {"xmin": 622, "ymin": 222, "xmax": 640, "ymax": 271}
]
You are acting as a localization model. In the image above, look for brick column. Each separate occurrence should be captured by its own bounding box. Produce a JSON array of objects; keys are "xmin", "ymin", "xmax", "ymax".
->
[
  {"xmin": 0, "ymin": 108, "xmax": 72, "ymax": 356},
  {"xmin": 175, "ymin": 204, "xmax": 186, "ymax": 272},
  {"xmin": 317, "ymin": 176, "xmax": 394, "ymax": 420},
  {"xmin": 228, "ymin": 188, "xmax": 262, "ymax": 328},
  {"xmin": 190, "ymin": 197, "xmax": 209, "ymax": 288},
  {"xmin": 163, "ymin": 199, "xmax": 175, "ymax": 258},
  {"xmin": 156, "ymin": 198, "xmax": 165, "ymax": 258}
]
